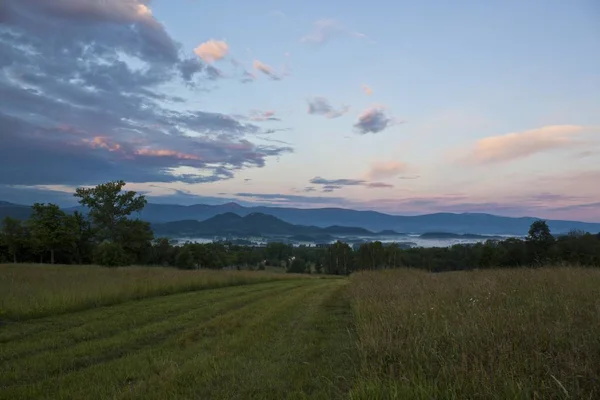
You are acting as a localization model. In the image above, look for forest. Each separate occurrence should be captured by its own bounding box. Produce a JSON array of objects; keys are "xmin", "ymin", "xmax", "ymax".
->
[{"xmin": 1, "ymin": 181, "xmax": 599, "ymax": 273}]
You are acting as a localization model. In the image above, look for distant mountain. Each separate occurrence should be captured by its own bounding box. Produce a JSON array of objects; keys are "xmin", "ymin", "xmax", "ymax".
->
[
  {"xmin": 3, "ymin": 200, "xmax": 600, "ymax": 235},
  {"xmin": 151, "ymin": 212, "xmax": 383, "ymax": 238},
  {"xmin": 140, "ymin": 204, "xmax": 600, "ymax": 235},
  {"xmin": 0, "ymin": 201, "xmax": 32, "ymax": 221}
]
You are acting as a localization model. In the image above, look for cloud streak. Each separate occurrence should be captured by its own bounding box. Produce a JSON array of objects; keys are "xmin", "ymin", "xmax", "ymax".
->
[
  {"xmin": 309, "ymin": 176, "xmax": 393, "ymax": 192},
  {"xmin": 301, "ymin": 19, "xmax": 369, "ymax": 45},
  {"xmin": 457, "ymin": 125, "xmax": 593, "ymax": 164},
  {"xmin": 253, "ymin": 60, "xmax": 281, "ymax": 80}
]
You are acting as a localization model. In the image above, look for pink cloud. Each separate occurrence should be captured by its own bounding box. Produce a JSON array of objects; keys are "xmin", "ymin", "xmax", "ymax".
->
[
  {"xmin": 366, "ymin": 161, "xmax": 409, "ymax": 180},
  {"xmin": 135, "ymin": 149, "xmax": 201, "ymax": 160},
  {"xmin": 362, "ymin": 84, "xmax": 373, "ymax": 96},
  {"xmin": 253, "ymin": 60, "xmax": 280, "ymax": 80},
  {"xmin": 194, "ymin": 39, "xmax": 229, "ymax": 63},
  {"xmin": 457, "ymin": 125, "xmax": 592, "ymax": 164},
  {"xmin": 85, "ymin": 136, "xmax": 122, "ymax": 152}
]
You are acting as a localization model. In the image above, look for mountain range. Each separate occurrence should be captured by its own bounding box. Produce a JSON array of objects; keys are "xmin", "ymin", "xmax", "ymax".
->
[
  {"xmin": 2, "ymin": 200, "xmax": 600, "ymax": 235},
  {"xmin": 151, "ymin": 212, "xmax": 384, "ymax": 238}
]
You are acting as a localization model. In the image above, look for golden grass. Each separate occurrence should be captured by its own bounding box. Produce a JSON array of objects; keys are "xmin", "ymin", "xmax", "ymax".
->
[
  {"xmin": 349, "ymin": 267, "xmax": 600, "ymax": 399},
  {"xmin": 0, "ymin": 264, "xmax": 312, "ymax": 321}
]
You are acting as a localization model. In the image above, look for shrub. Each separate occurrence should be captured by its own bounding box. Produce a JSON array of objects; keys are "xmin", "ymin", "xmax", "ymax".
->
[
  {"xmin": 175, "ymin": 247, "xmax": 195, "ymax": 269},
  {"xmin": 93, "ymin": 242, "xmax": 131, "ymax": 267}
]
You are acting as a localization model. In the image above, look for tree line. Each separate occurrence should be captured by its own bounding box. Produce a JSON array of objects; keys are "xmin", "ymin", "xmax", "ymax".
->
[{"xmin": 1, "ymin": 181, "xmax": 599, "ymax": 272}]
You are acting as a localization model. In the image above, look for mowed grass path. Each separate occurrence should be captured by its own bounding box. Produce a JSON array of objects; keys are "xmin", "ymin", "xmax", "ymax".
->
[
  {"xmin": 0, "ymin": 264, "xmax": 308, "ymax": 321},
  {"xmin": 1, "ymin": 279, "xmax": 356, "ymax": 400}
]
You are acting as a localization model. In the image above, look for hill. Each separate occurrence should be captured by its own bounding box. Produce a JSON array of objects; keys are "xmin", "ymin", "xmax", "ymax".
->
[
  {"xmin": 0, "ymin": 201, "xmax": 32, "ymax": 221},
  {"xmin": 151, "ymin": 212, "xmax": 383, "ymax": 237}
]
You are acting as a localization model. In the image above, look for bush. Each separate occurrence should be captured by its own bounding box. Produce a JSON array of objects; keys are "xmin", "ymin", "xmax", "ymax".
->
[
  {"xmin": 175, "ymin": 247, "xmax": 195, "ymax": 269},
  {"xmin": 93, "ymin": 242, "xmax": 131, "ymax": 267},
  {"xmin": 287, "ymin": 258, "xmax": 307, "ymax": 274}
]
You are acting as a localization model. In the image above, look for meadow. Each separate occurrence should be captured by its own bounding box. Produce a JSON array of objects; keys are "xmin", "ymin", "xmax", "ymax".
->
[
  {"xmin": 1, "ymin": 265, "xmax": 599, "ymax": 399},
  {"xmin": 350, "ymin": 268, "xmax": 600, "ymax": 399},
  {"xmin": 0, "ymin": 264, "xmax": 310, "ymax": 321}
]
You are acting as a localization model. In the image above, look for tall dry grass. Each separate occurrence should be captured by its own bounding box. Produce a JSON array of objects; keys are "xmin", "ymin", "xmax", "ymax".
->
[
  {"xmin": 349, "ymin": 267, "xmax": 600, "ymax": 399},
  {"xmin": 0, "ymin": 264, "xmax": 308, "ymax": 321}
]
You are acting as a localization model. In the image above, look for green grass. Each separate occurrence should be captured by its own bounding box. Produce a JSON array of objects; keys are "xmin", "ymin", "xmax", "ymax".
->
[
  {"xmin": 0, "ymin": 264, "xmax": 316, "ymax": 321},
  {"xmin": 349, "ymin": 268, "xmax": 600, "ymax": 400},
  {"xmin": 2, "ymin": 265, "xmax": 599, "ymax": 399},
  {"xmin": 0, "ymin": 274, "xmax": 356, "ymax": 399}
]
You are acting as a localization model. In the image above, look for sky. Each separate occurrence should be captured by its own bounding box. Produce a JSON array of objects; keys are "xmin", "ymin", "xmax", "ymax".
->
[{"xmin": 0, "ymin": 0, "xmax": 599, "ymax": 221}]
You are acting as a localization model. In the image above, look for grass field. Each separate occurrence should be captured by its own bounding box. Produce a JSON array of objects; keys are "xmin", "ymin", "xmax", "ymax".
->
[
  {"xmin": 1, "ymin": 265, "xmax": 599, "ymax": 399},
  {"xmin": 350, "ymin": 268, "xmax": 600, "ymax": 399},
  {"xmin": 0, "ymin": 264, "xmax": 311, "ymax": 321}
]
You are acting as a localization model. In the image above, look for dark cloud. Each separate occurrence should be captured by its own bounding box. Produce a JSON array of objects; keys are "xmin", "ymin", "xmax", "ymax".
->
[
  {"xmin": 310, "ymin": 177, "xmax": 365, "ymax": 186},
  {"xmin": 354, "ymin": 107, "xmax": 397, "ymax": 134},
  {"xmin": 309, "ymin": 177, "xmax": 393, "ymax": 192},
  {"xmin": 240, "ymin": 71, "xmax": 256, "ymax": 83},
  {"xmin": 322, "ymin": 185, "xmax": 343, "ymax": 193},
  {"xmin": 0, "ymin": 0, "xmax": 292, "ymax": 187},
  {"xmin": 365, "ymin": 182, "xmax": 394, "ymax": 189},
  {"xmin": 307, "ymin": 97, "xmax": 348, "ymax": 119}
]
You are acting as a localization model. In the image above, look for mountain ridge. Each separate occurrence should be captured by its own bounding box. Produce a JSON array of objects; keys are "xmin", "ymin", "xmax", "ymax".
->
[{"xmin": 1, "ymin": 200, "xmax": 599, "ymax": 235}]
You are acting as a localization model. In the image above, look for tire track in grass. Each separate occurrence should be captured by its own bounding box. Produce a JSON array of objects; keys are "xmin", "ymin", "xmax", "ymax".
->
[
  {"xmin": 0, "ymin": 281, "xmax": 309, "ymax": 387},
  {"xmin": 1, "ymin": 281, "xmax": 302, "ymax": 363},
  {"xmin": 123, "ymin": 279, "xmax": 357, "ymax": 400},
  {"xmin": 0, "ymin": 280, "xmax": 330, "ymax": 399},
  {"xmin": 0, "ymin": 279, "xmax": 311, "ymax": 344}
]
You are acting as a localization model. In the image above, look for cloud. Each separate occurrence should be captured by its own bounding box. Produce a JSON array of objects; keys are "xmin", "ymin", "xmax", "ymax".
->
[
  {"xmin": 310, "ymin": 177, "xmax": 365, "ymax": 186},
  {"xmin": 248, "ymin": 110, "xmax": 280, "ymax": 122},
  {"xmin": 457, "ymin": 125, "xmax": 592, "ymax": 165},
  {"xmin": 309, "ymin": 176, "xmax": 393, "ymax": 192},
  {"xmin": 307, "ymin": 97, "xmax": 349, "ymax": 119},
  {"xmin": 301, "ymin": 19, "xmax": 369, "ymax": 45},
  {"xmin": 354, "ymin": 106, "xmax": 398, "ymax": 134},
  {"xmin": 366, "ymin": 161, "xmax": 409, "ymax": 180},
  {"xmin": 253, "ymin": 60, "xmax": 281, "ymax": 80},
  {"xmin": 234, "ymin": 192, "xmax": 346, "ymax": 205},
  {"xmin": 0, "ymin": 0, "xmax": 292, "ymax": 187},
  {"xmin": 240, "ymin": 70, "xmax": 256, "ymax": 83},
  {"xmin": 362, "ymin": 84, "xmax": 373, "ymax": 96},
  {"xmin": 194, "ymin": 39, "xmax": 229, "ymax": 63},
  {"xmin": 365, "ymin": 182, "xmax": 394, "ymax": 189}
]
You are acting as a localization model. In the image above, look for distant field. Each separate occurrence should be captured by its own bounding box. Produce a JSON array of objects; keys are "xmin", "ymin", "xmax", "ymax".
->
[
  {"xmin": 1, "ymin": 265, "xmax": 599, "ymax": 399},
  {"xmin": 349, "ymin": 268, "xmax": 600, "ymax": 399},
  {"xmin": 0, "ymin": 264, "xmax": 314, "ymax": 321}
]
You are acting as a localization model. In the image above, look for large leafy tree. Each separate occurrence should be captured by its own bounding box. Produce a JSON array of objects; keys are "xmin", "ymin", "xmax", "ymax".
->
[
  {"xmin": 29, "ymin": 203, "xmax": 73, "ymax": 264},
  {"xmin": 325, "ymin": 241, "xmax": 353, "ymax": 275},
  {"xmin": 74, "ymin": 180, "xmax": 147, "ymax": 243},
  {"xmin": 68, "ymin": 211, "xmax": 94, "ymax": 264},
  {"xmin": 1, "ymin": 217, "xmax": 27, "ymax": 263},
  {"xmin": 527, "ymin": 220, "xmax": 555, "ymax": 265}
]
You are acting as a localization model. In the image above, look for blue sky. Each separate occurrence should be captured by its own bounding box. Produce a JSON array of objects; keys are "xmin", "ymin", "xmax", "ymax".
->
[{"xmin": 0, "ymin": 0, "xmax": 599, "ymax": 220}]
